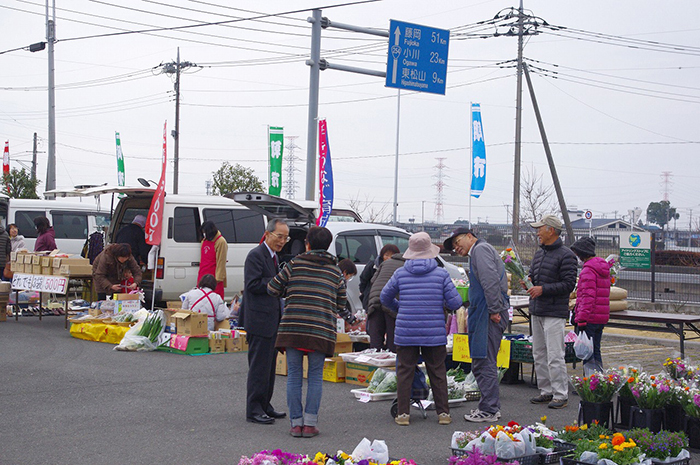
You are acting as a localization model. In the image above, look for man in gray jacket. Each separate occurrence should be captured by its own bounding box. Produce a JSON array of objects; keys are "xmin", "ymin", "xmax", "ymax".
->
[
  {"xmin": 444, "ymin": 228, "xmax": 509, "ymax": 423},
  {"xmin": 527, "ymin": 215, "xmax": 577, "ymax": 409}
]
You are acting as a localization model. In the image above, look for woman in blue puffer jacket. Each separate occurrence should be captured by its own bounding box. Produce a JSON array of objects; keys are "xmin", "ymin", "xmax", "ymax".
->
[{"xmin": 381, "ymin": 232, "xmax": 462, "ymax": 427}]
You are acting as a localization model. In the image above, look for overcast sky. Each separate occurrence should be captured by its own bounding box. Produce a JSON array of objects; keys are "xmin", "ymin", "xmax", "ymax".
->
[{"xmin": 1, "ymin": 0, "xmax": 699, "ymax": 227}]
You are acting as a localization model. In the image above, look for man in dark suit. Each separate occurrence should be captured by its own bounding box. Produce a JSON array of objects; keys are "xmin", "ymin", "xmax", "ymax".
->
[{"xmin": 242, "ymin": 218, "xmax": 290, "ymax": 424}]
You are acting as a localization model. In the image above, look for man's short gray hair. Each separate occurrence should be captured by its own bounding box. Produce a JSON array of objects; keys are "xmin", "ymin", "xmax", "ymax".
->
[{"xmin": 266, "ymin": 218, "xmax": 286, "ymax": 232}]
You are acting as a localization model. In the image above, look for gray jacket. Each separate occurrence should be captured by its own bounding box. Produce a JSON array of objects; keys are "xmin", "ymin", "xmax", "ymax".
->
[
  {"xmin": 367, "ymin": 254, "xmax": 407, "ymax": 318},
  {"xmin": 469, "ymin": 239, "xmax": 509, "ymax": 314}
]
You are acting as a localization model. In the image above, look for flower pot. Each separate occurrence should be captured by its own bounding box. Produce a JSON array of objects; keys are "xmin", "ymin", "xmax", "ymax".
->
[
  {"xmin": 616, "ymin": 395, "xmax": 637, "ymax": 428},
  {"xmin": 629, "ymin": 407, "xmax": 664, "ymax": 432},
  {"xmin": 578, "ymin": 400, "xmax": 614, "ymax": 429},
  {"xmin": 684, "ymin": 414, "xmax": 700, "ymax": 449},
  {"xmin": 665, "ymin": 403, "xmax": 684, "ymax": 432}
]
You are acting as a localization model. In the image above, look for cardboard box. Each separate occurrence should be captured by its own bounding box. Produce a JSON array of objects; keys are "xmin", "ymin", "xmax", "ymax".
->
[
  {"xmin": 114, "ymin": 298, "xmax": 141, "ymax": 314},
  {"xmin": 32, "ymin": 254, "xmax": 43, "ymax": 265},
  {"xmin": 52, "ymin": 257, "xmax": 89, "ymax": 269},
  {"xmin": 40, "ymin": 256, "xmax": 53, "ymax": 267},
  {"xmin": 163, "ymin": 309, "xmax": 178, "ymax": 333},
  {"xmin": 41, "ymin": 266, "xmax": 53, "ymax": 276},
  {"xmin": 113, "ymin": 293, "xmax": 139, "ymax": 301},
  {"xmin": 335, "ymin": 332, "xmax": 353, "ymax": 356},
  {"xmin": 276, "ymin": 351, "xmax": 288, "ymax": 375},
  {"xmin": 345, "ymin": 361, "xmax": 379, "ymax": 386},
  {"xmin": 173, "ymin": 310, "xmax": 208, "ymax": 337},
  {"xmin": 322, "ymin": 357, "xmax": 346, "ymax": 383},
  {"xmin": 166, "ymin": 301, "xmax": 183, "ymax": 309},
  {"xmin": 209, "ymin": 336, "xmax": 226, "ymax": 354},
  {"xmin": 10, "ymin": 251, "xmax": 17, "ymax": 262},
  {"xmin": 32, "ymin": 264, "xmax": 42, "ymax": 275},
  {"xmin": 58, "ymin": 264, "xmax": 92, "ymax": 276},
  {"xmin": 88, "ymin": 308, "xmax": 102, "ymax": 317},
  {"xmin": 10, "ymin": 262, "xmax": 20, "ymax": 272},
  {"xmin": 20, "ymin": 253, "xmax": 33, "ymax": 264},
  {"xmin": 226, "ymin": 336, "xmax": 248, "ymax": 352}
]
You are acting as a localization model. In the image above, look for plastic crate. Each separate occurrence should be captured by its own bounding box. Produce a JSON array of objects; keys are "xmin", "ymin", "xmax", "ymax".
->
[
  {"xmin": 450, "ymin": 449, "xmax": 540, "ymax": 465},
  {"xmin": 464, "ymin": 390, "xmax": 481, "ymax": 402},
  {"xmin": 540, "ymin": 442, "xmax": 576, "ymax": 464},
  {"xmin": 509, "ymin": 340, "xmax": 580, "ymax": 364},
  {"xmin": 651, "ymin": 459, "xmax": 690, "ymax": 465}
]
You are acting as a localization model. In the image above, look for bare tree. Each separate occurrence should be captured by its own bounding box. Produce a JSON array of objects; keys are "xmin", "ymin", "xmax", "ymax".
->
[
  {"xmin": 521, "ymin": 166, "xmax": 556, "ymax": 224},
  {"xmin": 347, "ymin": 193, "xmax": 392, "ymax": 223}
]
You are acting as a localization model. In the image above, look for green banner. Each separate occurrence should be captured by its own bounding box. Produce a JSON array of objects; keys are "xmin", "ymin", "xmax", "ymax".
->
[
  {"xmin": 115, "ymin": 132, "xmax": 125, "ymax": 186},
  {"xmin": 268, "ymin": 126, "xmax": 283, "ymax": 196}
]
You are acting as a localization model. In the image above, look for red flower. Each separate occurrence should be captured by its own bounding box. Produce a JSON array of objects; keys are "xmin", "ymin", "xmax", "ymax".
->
[{"xmin": 507, "ymin": 421, "xmax": 520, "ymax": 428}]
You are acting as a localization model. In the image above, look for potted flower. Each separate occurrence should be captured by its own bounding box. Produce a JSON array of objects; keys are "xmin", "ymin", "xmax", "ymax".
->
[
  {"xmin": 563, "ymin": 432, "xmax": 644, "ymax": 465},
  {"xmin": 663, "ymin": 357, "xmax": 696, "ymax": 381},
  {"xmin": 556, "ymin": 421, "xmax": 611, "ymax": 443},
  {"xmin": 571, "ymin": 369, "xmax": 624, "ymax": 428},
  {"xmin": 680, "ymin": 386, "xmax": 700, "ymax": 449},
  {"xmin": 616, "ymin": 365, "xmax": 640, "ymax": 427},
  {"xmin": 626, "ymin": 429, "xmax": 690, "ymax": 465},
  {"xmin": 629, "ymin": 373, "xmax": 672, "ymax": 432}
]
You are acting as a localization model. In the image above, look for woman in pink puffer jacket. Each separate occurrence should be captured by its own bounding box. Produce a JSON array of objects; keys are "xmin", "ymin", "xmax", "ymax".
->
[{"xmin": 571, "ymin": 237, "xmax": 612, "ymax": 376}]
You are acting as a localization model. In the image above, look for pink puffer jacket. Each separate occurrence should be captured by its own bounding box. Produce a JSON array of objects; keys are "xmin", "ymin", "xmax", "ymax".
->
[{"xmin": 574, "ymin": 257, "xmax": 612, "ymax": 325}]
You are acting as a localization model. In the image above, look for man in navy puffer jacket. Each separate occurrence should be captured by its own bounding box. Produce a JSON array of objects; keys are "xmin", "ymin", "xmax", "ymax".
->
[
  {"xmin": 381, "ymin": 232, "xmax": 462, "ymax": 427},
  {"xmin": 527, "ymin": 215, "xmax": 577, "ymax": 410}
]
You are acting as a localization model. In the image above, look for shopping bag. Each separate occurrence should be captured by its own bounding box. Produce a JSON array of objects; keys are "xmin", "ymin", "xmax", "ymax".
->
[{"xmin": 574, "ymin": 330, "xmax": 594, "ymax": 361}]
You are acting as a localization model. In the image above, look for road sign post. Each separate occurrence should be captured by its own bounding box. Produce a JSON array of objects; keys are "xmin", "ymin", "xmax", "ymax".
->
[{"xmin": 385, "ymin": 19, "xmax": 450, "ymax": 95}]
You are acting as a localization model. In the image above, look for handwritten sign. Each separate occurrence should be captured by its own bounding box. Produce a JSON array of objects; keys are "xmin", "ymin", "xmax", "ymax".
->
[
  {"xmin": 452, "ymin": 334, "xmax": 511, "ymax": 368},
  {"xmin": 12, "ymin": 273, "xmax": 69, "ymax": 294}
]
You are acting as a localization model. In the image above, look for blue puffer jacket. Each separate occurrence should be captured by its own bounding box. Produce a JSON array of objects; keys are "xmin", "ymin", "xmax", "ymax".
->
[{"xmin": 381, "ymin": 258, "xmax": 463, "ymax": 347}]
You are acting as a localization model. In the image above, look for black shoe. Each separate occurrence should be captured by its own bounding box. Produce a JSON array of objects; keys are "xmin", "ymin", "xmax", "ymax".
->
[
  {"xmin": 247, "ymin": 414, "xmax": 275, "ymax": 425},
  {"xmin": 266, "ymin": 410, "xmax": 287, "ymax": 419}
]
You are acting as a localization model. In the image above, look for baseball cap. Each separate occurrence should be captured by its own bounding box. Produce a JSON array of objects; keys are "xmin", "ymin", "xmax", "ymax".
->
[
  {"xmin": 443, "ymin": 227, "xmax": 474, "ymax": 252},
  {"xmin": 530, "ymin": 214, "xmax": 562, "ymax": 231}
]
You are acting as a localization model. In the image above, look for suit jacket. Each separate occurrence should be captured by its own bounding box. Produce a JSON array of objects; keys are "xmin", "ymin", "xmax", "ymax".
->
[{"xmin": 241, "ymin": 243, "xmax": 282, "ymax": 338}]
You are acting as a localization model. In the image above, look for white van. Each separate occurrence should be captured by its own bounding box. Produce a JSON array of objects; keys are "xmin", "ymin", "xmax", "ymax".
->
[{"xmin": 6, "ymin": 198, "xmax": 110, "ymax": 255}]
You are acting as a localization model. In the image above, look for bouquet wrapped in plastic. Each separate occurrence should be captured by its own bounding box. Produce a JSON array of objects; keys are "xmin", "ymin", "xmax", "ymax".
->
[{"xmin": 500, "ymin": 247, "xmax": 533, "ymax": 290}]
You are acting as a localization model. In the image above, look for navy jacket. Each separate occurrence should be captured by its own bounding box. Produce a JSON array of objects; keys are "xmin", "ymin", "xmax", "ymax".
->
[
  {"xmin": 528, "ymin": 238, "xmax": 577, "ymax": 319},
  {"xmin": 381, "ymin": 258, "xmax": 462, "ymax": 347},
  {"xmin": 241, "ymin": 243, "xmax": 282, "ymax": 338}
]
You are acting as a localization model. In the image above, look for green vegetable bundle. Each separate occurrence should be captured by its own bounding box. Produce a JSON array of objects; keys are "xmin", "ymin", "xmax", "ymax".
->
[
  {"xmin": 137, "ymin": 310, "xmax": 163, "ymax": 343},
  {"xmin": 366, "ymin": 369, "xmax": 388, "ymax": 393}
]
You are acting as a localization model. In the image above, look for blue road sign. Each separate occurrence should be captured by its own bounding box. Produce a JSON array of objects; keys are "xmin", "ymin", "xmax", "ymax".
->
[{"xmin": 385, "ymin": 19, "xmax": 450, "ymax": 95}]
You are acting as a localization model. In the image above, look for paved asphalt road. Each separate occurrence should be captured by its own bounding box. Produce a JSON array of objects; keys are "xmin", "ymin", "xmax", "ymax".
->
[{"xmin": 1, "ymin": 317, "xmax": 696, "ymax": 464}]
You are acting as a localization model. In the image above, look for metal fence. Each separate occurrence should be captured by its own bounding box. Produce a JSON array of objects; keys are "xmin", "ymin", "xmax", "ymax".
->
[{"xmin": 438, "ymin": 226, "xmax": 700, "ymax": 304}]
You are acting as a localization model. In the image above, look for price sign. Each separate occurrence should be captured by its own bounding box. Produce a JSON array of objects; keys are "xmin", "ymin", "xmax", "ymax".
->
[
  {"xmin": 452, "ymin": 333, "xmax": 511, "ymax": 368},
  {"xmin": 12, "ymin": 273, "xmax": 68, "ymax": 294}
]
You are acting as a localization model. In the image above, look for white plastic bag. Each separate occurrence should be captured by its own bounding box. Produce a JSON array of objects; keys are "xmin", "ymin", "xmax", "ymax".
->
[
  {"xmin": 466, "ymin": 431, "xmax": 495, "ymax": 456},
  {"xmin": 351, "ymin": 438, "xmax": 388, "ymax": 463},
  {"xmin": 495, "ymin": 431, "xmax": 518, "ymax": 459},
  {"xmin": 114, "ymin": 321, "xmax": 156, "ymax": 351},
  {"xmin": 574, "ymin": 330, "xmax": 594, "ymax": 361}
]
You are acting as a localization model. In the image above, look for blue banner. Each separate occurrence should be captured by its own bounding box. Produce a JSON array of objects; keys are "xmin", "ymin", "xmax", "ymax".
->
[
  {"xmin": 470, "ymin": 103, "xmax": 486, "ymax": 198},
  {"xmin": 317, "ymin": 120, "xmax": 333, "ymax": 227}
]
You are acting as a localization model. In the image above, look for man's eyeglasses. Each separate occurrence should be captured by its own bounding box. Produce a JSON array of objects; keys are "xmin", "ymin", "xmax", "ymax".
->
[{"xmin": 270, "ymin": 232, "xmax": 291, "ymax": 242}]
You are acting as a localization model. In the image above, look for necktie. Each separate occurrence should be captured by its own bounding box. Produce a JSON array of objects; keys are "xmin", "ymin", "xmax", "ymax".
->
[{"xmin": 273, "ymin": 254, "xmax": 278, "ymax": 269}]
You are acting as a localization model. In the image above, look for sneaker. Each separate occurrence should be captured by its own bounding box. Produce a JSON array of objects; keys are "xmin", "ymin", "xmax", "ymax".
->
[
  {"xmin": 289, "ymin": 426, "xmax": 303, "ymax": 438},
  {"xmin": 464, "ymin": 410, "xmax": 500, "ymax": 423},
  {"xmin": 468, "ymin": 408, "xmax": 501, "ymax": 420},
  {"xmin": 395, "ymin": 413, "xmax": 410, "ymax": 426},
  {"xmin": 438, "ymin": 413, "xmax": 452, "ymax": 425},
  {"xmin": 548, "ymin": 398, "xmax": 568, "ymax": 409},
  {"xmin": 301, "ymin": 425, "xmax": 319, "ymax": 437},
  {"xmin": 530, "ymin": 394, "xmax": 554, "ymax": 404}
]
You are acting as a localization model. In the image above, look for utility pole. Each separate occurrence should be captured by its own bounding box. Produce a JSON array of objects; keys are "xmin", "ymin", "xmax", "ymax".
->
[
  {"xmin": 32, "ymin": 132, "xmax": 38, "ymax": 183},
  {"xmin": 159, "ymin": 48, "xmax": 198, "ymax": 195},
  {"xmin": 45, "ymin": 0, "xmax": 56, "ymax": 196},
  {"xmin": 522, "ymin": 63, "xmax": 575, "ymax": 243},
  {"xmin": 511, "ymin": 0, "xmax": 524, "ymax": 246},
  {"xmin": 690, "ymin": 209, "xmax": 693, "ymax": 248}
]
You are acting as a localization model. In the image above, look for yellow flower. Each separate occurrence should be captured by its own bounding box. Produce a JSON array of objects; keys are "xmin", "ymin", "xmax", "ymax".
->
[
  {"xmin": 599, "ymin": 443, "xmax": 608, "ymax": 449},
  {"xmin": 340, "ymin": 452, "xmax": 351, "ymax": 460},
  {"xmin": 313, "ymin": 453, "xmax": 327, "ymax": 464},
  {"xmin": 614, "ymin": 445, "xmax": 624, "ymax": 452},
  {"xmin": 599, "ymin": 434, "xmax": 606, "ymax": 439},
  {"xmin": 540, "ymin": 415, "xmax": 547, "ymax": 423},
  {"xmin": 580, "ymin": 424, "xmax": 588, "ymax": 431},
  {"xmin": 628, "ymin": 438, "xmax": 636, "ymax": 447}
]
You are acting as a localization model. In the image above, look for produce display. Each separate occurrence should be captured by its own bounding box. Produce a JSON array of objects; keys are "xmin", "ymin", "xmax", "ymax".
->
[
  {"xmin": 136, "ymin": 310, "xmax": 163, "ymax": 344},
  {"xmin": 366, "ymin": 368, "xmax": 397, "ymax": 394}
]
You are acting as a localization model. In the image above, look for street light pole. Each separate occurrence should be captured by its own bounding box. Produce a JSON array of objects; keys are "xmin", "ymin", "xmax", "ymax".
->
[{"xmin": 45, "ymin": 0, "xmax": 56, "ymax": 196}]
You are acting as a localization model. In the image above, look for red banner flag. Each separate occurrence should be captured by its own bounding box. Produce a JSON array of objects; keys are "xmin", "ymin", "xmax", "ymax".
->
[
  {"xmin": 145, "ymin": 122, "xmax": 167, "ymax": 246},
  {"xmin": 3, "ymin": 141, "xmax": 9, "ymax": 193}
]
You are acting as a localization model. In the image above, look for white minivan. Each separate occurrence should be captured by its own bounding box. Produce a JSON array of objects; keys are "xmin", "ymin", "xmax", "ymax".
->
[{"xmin": 6, "ymin": 198, "xmax": 110, "ymax": 255}]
